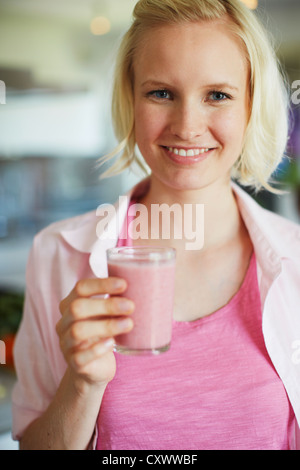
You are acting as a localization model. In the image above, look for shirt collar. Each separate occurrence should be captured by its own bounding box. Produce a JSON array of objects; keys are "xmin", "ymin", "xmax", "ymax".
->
[{"xmin": 60, "ymin": 178, "xmax": 150, "ymax": 277}]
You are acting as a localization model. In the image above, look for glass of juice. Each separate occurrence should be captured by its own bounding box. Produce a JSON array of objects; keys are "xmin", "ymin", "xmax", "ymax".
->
[{"xmin": 107, "ymin": 246, "xmax": 176, "ymax": 356}]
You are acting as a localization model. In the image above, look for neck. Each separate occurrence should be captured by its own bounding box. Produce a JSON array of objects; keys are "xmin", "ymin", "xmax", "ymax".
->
[{"xmin": 136, "ymin": 176, "xmax": 243, "ymax": 254}]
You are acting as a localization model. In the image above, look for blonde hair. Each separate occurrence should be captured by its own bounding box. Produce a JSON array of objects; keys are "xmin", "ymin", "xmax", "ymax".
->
[{"xmin": 99, "ymin": 0, "xmax": 289, "ymax": 193}]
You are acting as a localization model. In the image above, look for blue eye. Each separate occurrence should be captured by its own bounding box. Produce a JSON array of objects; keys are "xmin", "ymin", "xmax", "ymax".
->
[
  {"xmin": 209, "ymin": 91, "xmax": 229, "ymax": 101},
  {"xmin": 148, "ymin": 90, "xmax": 171, "ymax": 100}
]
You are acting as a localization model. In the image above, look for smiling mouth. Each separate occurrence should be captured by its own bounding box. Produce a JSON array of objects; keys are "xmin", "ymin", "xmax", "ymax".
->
[
  {"xmin": 165, "ymin": 147, "xmax": 210, "ymax": 157},
  {"xmin": 162, "ymin": 146, "xmax": 215, "ymax": 163}
]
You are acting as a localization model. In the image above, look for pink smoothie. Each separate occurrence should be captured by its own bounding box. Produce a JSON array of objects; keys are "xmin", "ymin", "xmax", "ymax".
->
[{"xmin": 108, "ymin": 258, "xmax": 176, "ymax": 353}]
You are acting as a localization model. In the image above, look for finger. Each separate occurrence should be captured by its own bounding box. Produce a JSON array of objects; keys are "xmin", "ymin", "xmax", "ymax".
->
[
  {"xmin": 61, "ymin": 316, "xmax": 134, "ymax": 351},
  {"xmin": 70, "ymin": 296, "xmax": 135, "ymax": 320},
  {"xmin": 56, "ymin": 296, "xmax": 135, "ymax": 337},
  {"xmin": 75, "ymin": 277, "xmax": 127, "ymax": 297},
  {"xmin": 70, "ymin": 338, "xmax": 115, "ymax": 370},
  {"xmin": 59, "ymin": 277, "xmax": 127, "ymax": 315}
]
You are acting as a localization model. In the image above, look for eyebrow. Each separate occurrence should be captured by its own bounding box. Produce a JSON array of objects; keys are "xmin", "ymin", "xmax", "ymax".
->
[
  {"xmin": 141, "ymin": 79, "xmax": 239, "ymax": 92},
  {"xmin": 204, "ymin": 82, "xmax": 239, "ymax": 92}
]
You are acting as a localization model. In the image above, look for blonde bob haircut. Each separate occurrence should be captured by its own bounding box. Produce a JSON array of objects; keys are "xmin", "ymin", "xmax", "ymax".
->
[{"xmin": 99, "ymin": 0, "xmax": 289, "ymax": 193}]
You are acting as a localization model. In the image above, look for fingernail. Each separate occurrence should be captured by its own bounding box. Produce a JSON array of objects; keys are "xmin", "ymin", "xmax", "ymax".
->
[
  {"xmin": 95, "ymin": 338, "xmax": 114, "ymax": 354},
  {"xmin": 103, "ymin": 338, "xmax": 115, "ymax": 350},
  {"xmin": 118, "ymin": 299, "xmax": 134, "ymax": 313},
  {"xmin": 112, "ymin": 278, "xmax": 126, "ymax": 290},
  {"xmin": 117, "ymin": 317, "xmax": 133, "ymax": 332}
]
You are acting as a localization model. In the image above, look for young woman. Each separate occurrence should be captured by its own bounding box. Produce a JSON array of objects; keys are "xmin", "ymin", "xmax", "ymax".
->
[{"xmin": 12, "ymin": 0, "xmax": 300, "ymax": 450}]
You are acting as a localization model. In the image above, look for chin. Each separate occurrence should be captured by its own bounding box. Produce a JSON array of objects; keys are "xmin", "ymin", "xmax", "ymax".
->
[{"xmin": 157, "ymin": 172, "xmax": 212, "ymax": 193}]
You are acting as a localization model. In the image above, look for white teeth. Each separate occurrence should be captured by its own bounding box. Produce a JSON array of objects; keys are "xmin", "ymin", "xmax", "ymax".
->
[{"xmin": 167, "ymin": 147, "xmax": 209, "ymax": 157}]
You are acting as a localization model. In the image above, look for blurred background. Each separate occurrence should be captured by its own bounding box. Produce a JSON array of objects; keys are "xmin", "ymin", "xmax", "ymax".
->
[{"xmin": 0, "ymin": 0, "xmax": 299, "ymax": 449}]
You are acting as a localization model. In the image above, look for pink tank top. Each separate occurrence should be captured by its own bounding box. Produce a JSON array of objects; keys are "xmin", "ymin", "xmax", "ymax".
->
[{"xmin": 96, "ymin": 203, "xmax": 294, "ymax": 450}]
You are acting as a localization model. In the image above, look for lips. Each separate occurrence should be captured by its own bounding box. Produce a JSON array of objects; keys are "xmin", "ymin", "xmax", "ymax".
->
[
  {"xmin": 167, "ymin": 147, "xmax": 210, "ymax": 157},
  {"xmin": 162, "ymin": 146, "xmax": 214, "ymax": 164}
]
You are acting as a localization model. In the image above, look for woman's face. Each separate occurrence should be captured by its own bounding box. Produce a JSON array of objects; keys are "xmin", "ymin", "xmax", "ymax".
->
[{"xmin": 133, "ymin": 19, "xmax": 250, "ymax": 192}]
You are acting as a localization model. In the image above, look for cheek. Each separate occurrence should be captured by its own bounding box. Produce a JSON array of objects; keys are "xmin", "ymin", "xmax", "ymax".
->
[
  {"xmin": 212, "ymin": 107, "xmax": 247, "ymax": 148},
  {"xmin": 135, "ymin": 102, "xmax": 168, "ymax": 149}
]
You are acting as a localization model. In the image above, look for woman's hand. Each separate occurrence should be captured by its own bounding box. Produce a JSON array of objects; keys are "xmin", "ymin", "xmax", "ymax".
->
[{"xmin": 56, "ymin": 277, "xmax": 134, "ymax": 390}]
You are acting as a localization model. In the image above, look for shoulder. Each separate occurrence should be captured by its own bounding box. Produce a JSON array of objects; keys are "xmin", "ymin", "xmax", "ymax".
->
[
  {"xmin": 25, "ymin": 211, "xmax": 100, "ymax": 309},
  {"xmin": 264, "ymin": 208, "xmax": 300, "ymax": 256},
  {"xmin": 26, "ymin": 211, "xmax": 98, "ymax": 294},
  {"xmin": 32, "ymin": 210, "xmax": 98, "ymax": 255},
  {"xmin": 233, "ymin": 183, "xmax": 300, "ymax": 258},
  {"xmin": 259, "ymin": 199, "xmax": 300, "ymax": 229},
  {"xmin": 36, "ymin": 210, "xmax": 97, "ymax": 240}
]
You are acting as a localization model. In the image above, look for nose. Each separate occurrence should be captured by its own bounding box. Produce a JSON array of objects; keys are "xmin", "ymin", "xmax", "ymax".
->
[{"xmin": 169, "ymin": 101, "xmax": 207, "ymax": 141}]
